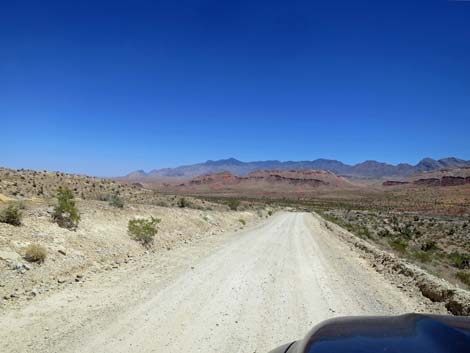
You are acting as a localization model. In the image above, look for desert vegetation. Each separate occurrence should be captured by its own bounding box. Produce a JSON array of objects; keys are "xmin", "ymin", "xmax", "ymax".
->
[
  {"xmin": 108, "ymin": 195, "xmax": 125, "ymax": 208},
  {"xmin": 128, "ymin": 217, "xmax": 161, "ymax": 247}
]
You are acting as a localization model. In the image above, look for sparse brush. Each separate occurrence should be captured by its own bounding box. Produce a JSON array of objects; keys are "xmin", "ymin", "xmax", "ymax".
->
[
  {"xmin": 0, "ymin": 204, "xmax": 23, "ymax": 226},
  {"xmin": 388, "ymin": 238, "xmax": 408, "ymax": 253},
  {"xmin": 109, "ymin": 195, "xmax": 125, "ymax": 208},
  {"xmin": 128, "ymin": 216, "xmax": 160, "ymax": 247},
  {"xmin": 23, "ymin": 244, "xmax": 47, "ymax": 263},
  {"xmin": 239, "ymin": 218, "xmax": 246, "ymax": 226}
]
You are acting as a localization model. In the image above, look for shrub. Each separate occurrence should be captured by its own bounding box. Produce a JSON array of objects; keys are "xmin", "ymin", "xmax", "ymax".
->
[
  {"xmin": 128, "ymin": 216, "xmax": 160, "ymax": 247},
  {"xmin": 52, "ymin": 187, "xmax": 80, "ymax": 230},
  {"xmin": 109, "ymin": 195, "xmax": 124, "ymax": 208},
  {"xmin": 0, "ymin": 204, "xmax": 22, "ymax": 226},
  {"xmin": 23, "ymin": 244, "xmax": 47, "ymax": 263},
  {"xmin": 388, "ymin": 238, "xmax": 408, "ymax": 253},
  {"xmin": 268, "ymin": 210, "xmax": 273, "ymax": 216},
  {"xmin": 455, "ymin": 271, "xmax": 470, "ymax": 286},
  {"xmin": 177, "ymin": 197, "xmax": 187, "ymax": 208},
  {"xmin": 228, "ymin": 199, "xmax": 240, "ymax": 211},
  {"xmin": 239, "ymin": 219, "xmax": 246, "ymax": 226}
]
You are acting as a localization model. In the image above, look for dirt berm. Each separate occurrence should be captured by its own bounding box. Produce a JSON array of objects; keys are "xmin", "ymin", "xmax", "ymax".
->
[{"xmin": 317, "ymin": 213, "xmax": 470, "ymax": 316}]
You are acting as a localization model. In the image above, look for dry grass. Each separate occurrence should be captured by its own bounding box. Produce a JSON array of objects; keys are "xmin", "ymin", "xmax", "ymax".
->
[{"xmin": 23, "ymin": 244, "xmax": 47, "ymax": 263}]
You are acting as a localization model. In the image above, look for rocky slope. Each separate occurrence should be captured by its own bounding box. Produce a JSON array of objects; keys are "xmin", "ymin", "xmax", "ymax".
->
[{"xmin": 383, "ymin": 167, "xmax": 470, "ymax": 187}]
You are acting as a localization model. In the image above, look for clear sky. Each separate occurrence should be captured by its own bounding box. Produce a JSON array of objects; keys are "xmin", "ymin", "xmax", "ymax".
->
[{"xmin": 2, "ymin": 1, "xmax": 470, "ymax": 176}]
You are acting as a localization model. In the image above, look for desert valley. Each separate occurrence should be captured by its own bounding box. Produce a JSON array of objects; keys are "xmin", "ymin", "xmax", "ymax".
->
[{"xmin": 1, "ymin": 155, "xmax": 470, "ymax": 352}]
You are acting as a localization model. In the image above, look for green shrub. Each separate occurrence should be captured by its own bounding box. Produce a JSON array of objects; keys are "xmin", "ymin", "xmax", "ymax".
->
[
  {"xmin": 128, "ymin": 216, "xmax": 160, "ymax": 247},
  {"xmin": 177, "ymin": 197, "xmax": 187, "ymax": 208},
  {"xmin": 268, "ymin": 210, "xmax": 273, "ymax": 216},
  {"xmin": 228, "ymin": 199, "xmax": 240, "ymax": 211},
  {"xmin": 239, "ymin": 219, "xmax": 246, "ymax": 226},
  {"xmin": 109, "ymin": 195, "xmax": 124, "ymax": 208},
  {"xmin": 389, "ymin": 238, "xmax": 408, "ymax": 253},
  {"xmin": 52, "ymin": 187, "xmax": 80, "ymax": 230},
  {"xmin": 23, "ymin": 244, "xmax": 47, "ymax": 263},
  {"xmin": 0, "ymin": 204, "xmax": 22, "ymax": 226},
  {"xmin": 455, "ymin": 271, "xmax": 470, "ymax": 286}
]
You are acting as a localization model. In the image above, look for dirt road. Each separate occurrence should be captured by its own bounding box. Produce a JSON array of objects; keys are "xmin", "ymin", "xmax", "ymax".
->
[{"xmin": 0, "ymin": 212, "xmax": 430, "ymax": 353}]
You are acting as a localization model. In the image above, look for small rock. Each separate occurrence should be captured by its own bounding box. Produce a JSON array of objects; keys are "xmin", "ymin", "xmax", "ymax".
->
[
  {"xmin": 57, "ymin": 247, "xmax": 67, "ymax": 256},
  {"xmin": 31, "ymin": 288, "xmax": 39, "ymax": 296},
  {"xmin": 0, "ymin": 250, "xmax": 21, "ymax": 262},
  {"xmin": 57, "ymin": 278, "xmax": 67, "ymax": 284}
]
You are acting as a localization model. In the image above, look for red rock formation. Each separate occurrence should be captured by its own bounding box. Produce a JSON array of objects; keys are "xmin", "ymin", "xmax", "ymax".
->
[{"xmin": 383, "ymin": 181, "xmax": 410, "ymax": 187}]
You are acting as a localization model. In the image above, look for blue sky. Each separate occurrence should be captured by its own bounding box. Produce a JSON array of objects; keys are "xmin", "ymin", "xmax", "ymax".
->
[{"xmin": 2, "ymin": 1, "xmax": 470, "ymax": 176}]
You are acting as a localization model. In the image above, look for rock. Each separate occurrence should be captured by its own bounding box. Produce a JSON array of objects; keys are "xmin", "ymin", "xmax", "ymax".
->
[
  {"xmin": 57, "ymin": 278, "xmax": 67, "ymax": 284},
  {"xmin": 57, "ymin": 247, "xmax": 67, "ymax": 256},
  {"xmin": 31, "ymin": 288, "xmax": 39, "ymax": 296},
  {"xmin": 0, "ymin": 250, "xmax": 20, "ymax": 262}
]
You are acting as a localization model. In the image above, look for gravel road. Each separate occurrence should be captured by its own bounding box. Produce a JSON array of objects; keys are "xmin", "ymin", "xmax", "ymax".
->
[{"xmin": 0, "ymin": 212, "xmax": 428, "ymax": 353}]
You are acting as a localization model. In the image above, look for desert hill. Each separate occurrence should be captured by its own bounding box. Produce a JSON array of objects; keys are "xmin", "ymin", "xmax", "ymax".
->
[{"xmin": 157, "ymin": 169, "xmax": 357, "ymax": 197}]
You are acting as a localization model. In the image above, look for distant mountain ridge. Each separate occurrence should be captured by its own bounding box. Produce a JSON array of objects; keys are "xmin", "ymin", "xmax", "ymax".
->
[{"xmin": 123, "ymin": 157, "xmax": 470, "ymax": 180}]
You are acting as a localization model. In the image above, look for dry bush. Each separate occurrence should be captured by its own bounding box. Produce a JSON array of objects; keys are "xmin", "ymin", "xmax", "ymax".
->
[{"xmin": 23, "ymin": 244, "xmax": 47, "ymax": 263}]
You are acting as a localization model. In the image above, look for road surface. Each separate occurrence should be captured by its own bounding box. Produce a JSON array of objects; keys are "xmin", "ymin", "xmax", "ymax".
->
[{"xmin": 0, "ymin": 212, "xmax": 425, "ymax": 352}]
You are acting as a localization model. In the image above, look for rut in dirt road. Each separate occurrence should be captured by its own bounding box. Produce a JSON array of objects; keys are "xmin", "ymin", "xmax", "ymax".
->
[{"xmin": 0, "ymin": 213, "xmax": 427, "ymax": 353}]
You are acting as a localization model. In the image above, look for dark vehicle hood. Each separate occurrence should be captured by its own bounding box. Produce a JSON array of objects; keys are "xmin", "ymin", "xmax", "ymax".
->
[{"xmin": 269, "ymin": 314, "xmax": 470, "ymax": 353}]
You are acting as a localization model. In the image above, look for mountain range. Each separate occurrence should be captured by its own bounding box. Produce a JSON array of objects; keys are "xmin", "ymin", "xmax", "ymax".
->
[{"xmin": 122, "ymin": 157, "xmax": 470, "ymax": 181}]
